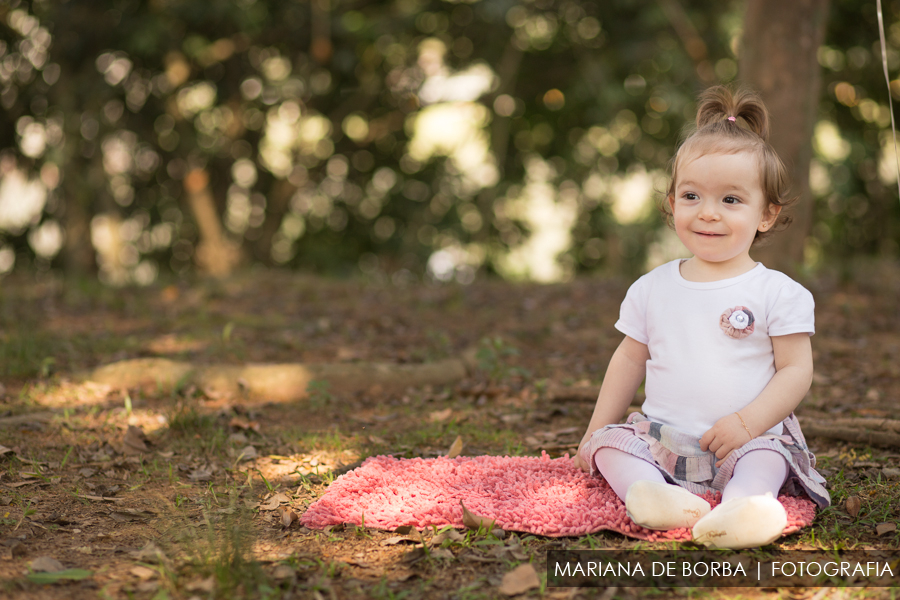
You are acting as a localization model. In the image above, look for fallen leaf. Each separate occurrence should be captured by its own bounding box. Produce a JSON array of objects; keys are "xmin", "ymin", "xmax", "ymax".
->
[
  {"xmin": 882, "ymin": 467, "xmax": 900, "ymax": 480},
  {"xmin": 381, "ymin": 536, "xmax": 418, "ymax": 546},
  {"xmin": 845, "ymin": 496, "xmax": 862, "ymax": 517},
  {"xmin": 429, "ymin": 408, "xmax": 452, "ymax": 423},
  {"xmin": 392, "ymin": 568, "xmax": 416, "ymax": 582},
  {"xmin": 4, "ymin": 480, "xmax": 41, "ymax": 488},
  {"xmin": 400, "ymin": 547, "xmax": 427, "ymax": 564},
  {"xmin": 77, "ymin": 494, "xmax": 124, "ymax": 503},
  {"xmin": 186, "ymin": 576, "xmax": 215, "ymax": 593},
  {"xmin": 75, "ymin": 546, "xmax": 92, "ymax": 555},
  {"xmin": 130, "ymin": 542, "xmax": 168, "ymax": 564},
  {"xmin": 31, "ymin": 556, "xmax": 65, "ymax": 573},
  {"xmin": 109, "ymin": 508, "xmax": 156, "ymax": 522},
  {"xmin": 430, "ymin": 529, "xmax": 464, "ymax": 547},
  {"xmin": 430, "ymin": 547, "xmax": 454, "ymax": 560},
  {"xmin": 272, "ymin": 565, "xmax": 295, "ymax": 580},
  {"xmin": 228, "ymin": 432, "xmax": 248, "ymax": 445},
  {"xmin": 236, "ymin": 446, "xmax": 258, "ymax": 461},
  {"xmin": 876, "ymin": 522, "xmax": 897, "ymax": 536},
  {"xmin": 280, "ymin": 508, "xmax": 298, "ymax": 528},
  {"xmin": 394, "ymin": 525, "xmax": 414, "ymax": 535},
  {"xmin": 499, "ymin": 563, "xmax": 540, "ymax": 596},
  {"xmin": 188, "ymin": 468, "xmax": 213, "ymax": 482},
  {"xmin": 460, "ymin": 500, "xmax": 494, "ymax": 530},
  {"xmin": 446, "ymin": 435, "xmax": 464, "ymax": 459},
  {"xmin": 229, "ymin": 417, "xmax": 261, "ymax": 433},
  {"xmin": 0, "ymin": 445, "xmax": 13, "ymax": 457},
  {"xmin": 260, "ymin": 492, "xmax": 290, "ymax": 511},
  {"xmin": 123, "ymin": 426, "xmax": 150, "ymax": 454},
  {"xmin": 130, "ymin": 565, "xmax": 157, "ymax": 580},
  {"xmin": 136, "ymin": 581, "xmax": 159, "ymax": 593},
  {"xmin": 78, "ymin": 468, "xmax": 97, "ymax": 478}
]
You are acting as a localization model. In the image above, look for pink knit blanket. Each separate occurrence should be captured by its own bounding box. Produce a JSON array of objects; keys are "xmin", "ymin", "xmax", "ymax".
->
[{"xmin": 300, "ymin": 453, "xmax": 817, "ymax": 541}]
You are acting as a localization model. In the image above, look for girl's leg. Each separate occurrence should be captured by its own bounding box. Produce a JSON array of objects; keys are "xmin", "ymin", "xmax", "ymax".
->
[
  {"xmin": 595, "ymin": 448, "xmax": 710, "ymax": 530},
  {"xmin": 693, "ymin": 450, "xmax": 789, "ymax": 549},
  {"xmin": 721, "ymin": 449, "xmax": 789, "ymax": 502},
  {"xmin": 594, "ymin": 447, "xmax": 667, "ymax": 500}
]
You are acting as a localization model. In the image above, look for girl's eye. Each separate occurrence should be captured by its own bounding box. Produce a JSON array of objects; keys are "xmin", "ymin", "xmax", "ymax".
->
[
  {"xmin": 683, "ymin": 192, "xmax": 698, "ymax": 200},
  {"xmin": 723, "ymin": 196, "xmax": 741, "ymax": 205}
]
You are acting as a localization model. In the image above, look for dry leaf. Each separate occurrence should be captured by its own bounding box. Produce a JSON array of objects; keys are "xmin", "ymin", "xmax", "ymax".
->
[
  {"xmin": 272, "ymin": 565, "xmax": 295, "ymax": 580},
  {"xmin": 130, "ymin": 542, "xmax": 168, "ymax": 564},
  {"xmin": 5, "ymin": 480, "xmax": 40, "ymax": 488},
  {"xmin": 446, "ymin": 436, "xmax": 464, "ymax": 459},
  {"xmin": 260, "ymin": 492, "xmax": 290, "ymax": 511},
  {"xmin": 77, "ymin": 494, "xmax": 123, "ymax": 503},
  {"xmin": 109, "ymin": 508, "xmax": 156, "ymax": 522},
  {"xmin": 845, "ymin": 496, "xmax": 862, "ymax": 517},
  {"xmin": 499, "ymin": 563, "xmax": 540, "ymax": 596},
  {"xmin": 123, "ymin": 426, "xmax": 150, "ymax": 454},
  {"xmin": 280, "ymin": 508, "xmax": 298, "ymax": 528},
  {"xmin": 394, "ymin": 525, "xmax": 414, "ymax": 535},
  {"xmin": 130, "ymin": 566, "xmax": 157, "ymax": 580},
  {"xmin": 380, "ymin": 536, "xmax": 417, "ymax": 546},
  {"xmin": 430, "ymin": 548, "xmax": 454, "ymax": 560},
  {"xmin": 429, "ymin": 408, "xmax": 453, "ymax": 423},
  {"xmin": 429, "ymin": 529, "xmax": 464, "ymax": 547},
  {"xmin": 235, "ymin": 445, "xmax": 258, "ymax": 461},
  {"xmin": 0, "ymin": 445, "xmax": 13, "ymax": 457},
  {"xmin": 882, "ymin": 467, "xmax": 900, "ymax": 480},
  {"xmin": 460, "ymin": 500, "xmax": 494, "ymax": 530},
  {"xmin": 186, "ymin": 576, "xmax": 215, "ymax": 593},
  {"xmin": 31, "ymin": 556, "xmax": 65, "ymax": 573},
  {"xmin": 876, "ymin": 522, "xmax": 897, "ymax": 536},
  {"xmin": 229, "ymin": 417, "xmax": 261, "ymax": 433}
]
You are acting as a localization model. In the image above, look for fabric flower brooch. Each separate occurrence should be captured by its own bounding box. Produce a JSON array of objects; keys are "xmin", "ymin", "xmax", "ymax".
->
[{"xmin": 720, "ymin": 306, "xmax": 755, "ymax": 339}]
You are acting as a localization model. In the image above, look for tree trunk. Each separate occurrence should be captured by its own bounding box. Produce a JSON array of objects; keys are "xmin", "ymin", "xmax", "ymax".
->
[{"xmin": 739, "ymin": 0, "xmax": 829, "ymax": 274}]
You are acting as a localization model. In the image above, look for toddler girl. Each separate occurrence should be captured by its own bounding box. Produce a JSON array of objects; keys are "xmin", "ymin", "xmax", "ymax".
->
[{"xmin": 574, "ymin": 86, "xmax": 830, "ymax": 549}]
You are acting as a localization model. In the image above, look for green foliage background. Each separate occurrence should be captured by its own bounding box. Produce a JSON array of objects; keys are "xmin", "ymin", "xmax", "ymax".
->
[{"xmin": 0, "ymin": 0, "xmax": 897, "ymax": 284}]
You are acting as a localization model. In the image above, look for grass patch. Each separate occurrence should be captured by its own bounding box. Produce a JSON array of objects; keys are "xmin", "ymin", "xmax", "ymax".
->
[{"xmin": 166, "ymin": 406, "xmax": 229, "ymax": 456}]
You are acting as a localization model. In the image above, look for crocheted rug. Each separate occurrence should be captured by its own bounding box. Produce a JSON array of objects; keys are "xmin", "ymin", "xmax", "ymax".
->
[{"xmin": 300, "ymin": 453, "xmax": 817, "ymax": 541}]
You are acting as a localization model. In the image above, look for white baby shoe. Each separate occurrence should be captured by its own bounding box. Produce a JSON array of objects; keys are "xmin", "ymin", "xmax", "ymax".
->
[
  {"xmin": 692, "ymin": 493, "xmax": 787, "ymax": 549},
  {"xmin": 625, "ymin": 480, "xmax": 711, "ymax": 530}
]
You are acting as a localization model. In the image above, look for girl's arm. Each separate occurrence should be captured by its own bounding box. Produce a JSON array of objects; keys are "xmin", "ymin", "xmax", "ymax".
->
[
  {"xmin": 573, "ymin": 336, "xmax": 650, "ymax": 471},
  {"xmin": 699, "ymin": 332, "xmax": 813, "ymax": 466}
]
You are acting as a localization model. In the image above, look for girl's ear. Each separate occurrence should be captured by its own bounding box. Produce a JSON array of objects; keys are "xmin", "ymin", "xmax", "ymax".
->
[
  {"xmin": 758, "ymin": 204, "xmax": 783, "ymax": 232},
  {"xmin": 667, "ymin": 194, "xmax": 676, "ymax": 213}
]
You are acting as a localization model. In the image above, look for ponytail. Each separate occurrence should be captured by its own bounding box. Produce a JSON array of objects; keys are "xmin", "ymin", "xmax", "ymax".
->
[{"xmin": 695, "ymin": 86, "xmax": 770, "ymax": 141}]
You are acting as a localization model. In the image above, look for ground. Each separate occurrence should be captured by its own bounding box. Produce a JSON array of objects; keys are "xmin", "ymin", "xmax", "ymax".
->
[{"xmin": 0, "ymin": 262, "xmax": 898, "ymax": 599}]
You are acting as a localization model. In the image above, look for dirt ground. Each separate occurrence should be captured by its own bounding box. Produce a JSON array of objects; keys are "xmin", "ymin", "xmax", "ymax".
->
[{"xmin": 0, "ymin": 261, "xmax": 898, "ymax": 599}]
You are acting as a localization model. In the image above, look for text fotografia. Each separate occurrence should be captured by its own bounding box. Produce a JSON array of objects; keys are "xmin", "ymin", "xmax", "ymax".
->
[{"xmin": 547, "ymin": 550, "xmax": 899, "ymax": 588}]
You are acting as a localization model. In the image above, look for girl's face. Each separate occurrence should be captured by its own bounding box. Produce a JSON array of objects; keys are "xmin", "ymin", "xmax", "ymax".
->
[{"xmin": 668, "ymin": 151, "xmax": 780, "ymax": 276}]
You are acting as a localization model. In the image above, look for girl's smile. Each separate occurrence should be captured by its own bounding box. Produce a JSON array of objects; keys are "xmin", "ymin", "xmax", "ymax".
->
[{"xmin": 668, "ymin": 151, "xmax": 780, "ymax": 281}]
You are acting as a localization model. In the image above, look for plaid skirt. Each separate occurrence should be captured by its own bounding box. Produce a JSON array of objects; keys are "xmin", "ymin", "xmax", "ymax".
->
[{"xmin": 580, "ymin": 412, "xmax": 830, "ymax": 508}]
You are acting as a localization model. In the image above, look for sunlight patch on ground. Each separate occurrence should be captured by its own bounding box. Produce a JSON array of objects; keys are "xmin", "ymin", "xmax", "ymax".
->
[
  {"xmin": 254, "ymin": 450, "xmax": 360, "ymax": 484},
  {"xmin": 32, "ymin": 381, "xmax": 115, "ymax": 408}
]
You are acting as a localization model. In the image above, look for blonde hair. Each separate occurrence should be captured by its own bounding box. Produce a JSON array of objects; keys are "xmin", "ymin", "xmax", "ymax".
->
[{"xmin": 662, "ymin": 86, "xmax": 794, "ymax": 242}]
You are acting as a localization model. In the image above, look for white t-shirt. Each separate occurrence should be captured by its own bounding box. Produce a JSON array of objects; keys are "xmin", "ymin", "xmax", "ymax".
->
[{"xmin": 615, "ymin": 259, "xmax": 815, "ymax": 438}]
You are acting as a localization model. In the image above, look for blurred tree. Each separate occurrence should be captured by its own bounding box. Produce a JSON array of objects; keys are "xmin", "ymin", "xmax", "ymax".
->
[
  {"xmin": 741, "ymin": 0, "xmax": 830, "ymax": 273},
  {"xmin": 0, "ymin": 0, "xmax": 896, "ymax": 285}
]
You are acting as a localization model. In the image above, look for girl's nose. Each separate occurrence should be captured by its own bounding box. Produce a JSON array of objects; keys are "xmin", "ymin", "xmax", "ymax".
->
[{"xmin": 698, "ymin": 200, "xmax": 720, "ymax": 221}]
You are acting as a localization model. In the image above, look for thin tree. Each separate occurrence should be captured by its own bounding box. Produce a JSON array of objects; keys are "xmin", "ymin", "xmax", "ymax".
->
[{"xmin": 740, "ymin": 0, "xmax": 830, "ymax": 273}]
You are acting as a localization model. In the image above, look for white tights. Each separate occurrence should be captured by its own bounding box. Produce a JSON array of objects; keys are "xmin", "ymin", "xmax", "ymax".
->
[{"xmin": 594, "ymin": 447, "xmax": 789, "ymax": 503}]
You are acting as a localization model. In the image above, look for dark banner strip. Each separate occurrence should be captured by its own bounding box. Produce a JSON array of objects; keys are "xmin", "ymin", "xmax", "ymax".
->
[{"xmin": 547, "ymin": 550, "xmax": 900, "ymax": 588}]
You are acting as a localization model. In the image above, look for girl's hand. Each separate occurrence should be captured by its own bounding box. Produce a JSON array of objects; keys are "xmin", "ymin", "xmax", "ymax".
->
[
  {"xmin": 573, "ymin": 452, "xmax": 590, "ymax": 472},
  {"xmin": 699, "ymin": 413, "xmax": 753, "ymax": 467},
  {"xmin": 573, "ymin": 441, "xmax": 590, "ymax": 472}
]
